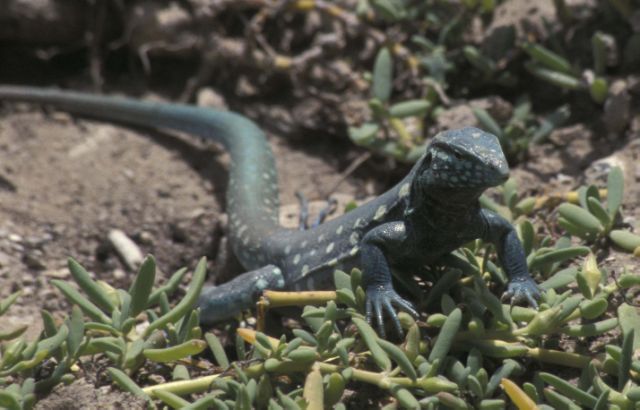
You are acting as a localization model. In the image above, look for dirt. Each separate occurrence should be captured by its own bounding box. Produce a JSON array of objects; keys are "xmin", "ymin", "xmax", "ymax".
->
[{"xmin": 34, "ymin": 379, "xmax": 146, "ymax": 410}]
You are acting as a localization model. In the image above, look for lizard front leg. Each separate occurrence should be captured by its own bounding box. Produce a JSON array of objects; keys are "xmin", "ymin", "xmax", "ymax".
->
[
  {"xmin": 360, "ymin": 221, "xmax": 419, "ymax": 337},
  {"xmin": 480, "ymin": 209, "xmax": 541, "ymax": 306}
]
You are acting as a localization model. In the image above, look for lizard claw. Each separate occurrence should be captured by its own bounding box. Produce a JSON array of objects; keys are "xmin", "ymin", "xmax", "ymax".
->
[
  {"xmin": 365, "ymin": 285, "xmax": 419, "ymax": 338},
  {"xmin": 502, "ymin": 277, "xmax": 541, "ymax": 309}
]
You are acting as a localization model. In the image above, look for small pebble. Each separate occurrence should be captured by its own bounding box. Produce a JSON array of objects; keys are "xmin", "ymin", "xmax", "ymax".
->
[
  {"xmin": 108, "ymin": 229, "xmax": 144, "ymax": 271},
  {"xmin": 23, "ymin": 250, "xmax": 46, "ymax": 270},
  {"xmin": 22, "ymin": 275, "xmax": 35, "ymax": 286},
  {"xmin": 122, "ymin": 168, "xmax": 135, "ymax": 180},
  {"xmin": 187, "ymin": 208, "xmax": 206, "ymax": 220},
  {"xmin": 157, "ymin": 188, "xmax": 171, "ymax": 198},
  {"xmin": 169, "ymin": 223, "xmax": 188, "ymax": 243},
  {"xmin": 112, "ymin": 268, "xmax": 126, "ymax": 281},
  {"xmin": 217, "ymin": 213, "xmax": 229, "ymax": 231},
  {"xmin": 138, "ymin": 231, "xmax": 155, "ymax": 245},
  {"xmin": 147, "ymin": 374, "xmax": 166, "ymax": 385},
  {"xmin": 197, "ymin": 87, "xmax": 228, "ymax": 109},
  {"xmin": 0, "ymin": 251, "xmax": 11, "ymax": 268},
  {"xmin": 44, "ymin": 269, "xmax": 70, "ymax": 279}
]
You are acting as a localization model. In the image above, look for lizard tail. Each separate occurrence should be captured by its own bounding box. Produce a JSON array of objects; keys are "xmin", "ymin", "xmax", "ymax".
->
[{"xmin": 0, "ymin": 85, "xmax": 282, "ymax": 270}]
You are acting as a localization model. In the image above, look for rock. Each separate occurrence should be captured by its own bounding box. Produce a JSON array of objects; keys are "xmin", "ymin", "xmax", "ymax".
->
[
  {"xmin": 44, "ymin": 269, "xmax": 70, "ymax": 279},
  {"xmin": 197, "ymin": 87, "xmax": 228, "ymax": 109},
  {"xmin": 108, "ymin": 229, "xmax": 144, "ymax": 271},
  {"xmin": 23, "ymin": 249, "xmax": 46, "ymax": 270},
  {"xmin": 603, "ymin": 80, "xmax": 632, "ymax": 135},
  {"xmin": 0, "ymin": 251, "xmax": 11, "ymax": 268},
  {"xmin": 435, "ymin": 96, "xmax": 513, "ymax": 132}
]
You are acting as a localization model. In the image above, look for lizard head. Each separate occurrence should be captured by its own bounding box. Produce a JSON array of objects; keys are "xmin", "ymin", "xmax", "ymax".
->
[{"xmin": 415, "ymin": 127, "xmax": 509, "ymax": 193}]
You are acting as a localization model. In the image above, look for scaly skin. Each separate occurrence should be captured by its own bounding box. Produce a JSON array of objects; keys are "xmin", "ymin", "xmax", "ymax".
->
[{"xmin": 0, "ymin": 86, "xmax": 540, "ymax": 336}]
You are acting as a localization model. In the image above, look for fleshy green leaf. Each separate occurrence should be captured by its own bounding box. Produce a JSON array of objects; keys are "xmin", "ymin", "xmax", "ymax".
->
[
  {"xmin": 51, "ymin": 280, "xmax": 111, "ymax": 324},
  {"xmin": 558, "ymin": 204, "xmax": 603, "ymax": 237},
  {"xmin": 428, "ymin": 308, "xmax": 462, "ymax": 364},
  {"xmin": 143, "ymin": 257, "xmax": 207, "ymax": 337},
  {"xmin": 389, "ymin": 100, "xmax": 431, "ymax": 118},
  {"xmin": 522, "ymin": 43, "xmax": 573, "ymax": 74},
  {"xmin": 607, "ymin": 166, "xmax": 624, "ymax": 218},
  {"xmin": 609, "ymin": 230, "xmax": 640, "ymax": 252},
  {"xmin": 473, "ymin": 108, "xmax": 503, "ymax": 139},
  {"xmin": 66, "ymin": 306, "xmax": 85, "ymax": 358},
  {"xmin": 618, "ymin": 303, "xmax": 640, "ymax": 351},
  {"xmin": 372, "ymin": 48, "xmax": 393, "ymax": 102},
  {"xmin": 525, "ymin": 63, "xmax": 583, "ymax": 90},
  {"xmin": 107, "ymin": 367, "xmax": 150, "ymax": 401},
  {"xmin": 370, "ymin": 0, "xmax": 405, "ymax": 21},
  {"xmin": 0, "ymin": 291, "xmax": 21, "ymax": 315},
  {"xmin": 348, "ymin": 123, "xmax": 379, "ymax": 145},
  {"xmin": 529, "ymin": 246, "xmax": 590, "ymax": 270},
  {"xmin": 67, "ymin": 258, "xmax": 115, "ymax": 312},
  {"xmin": 351, "ymin": 317, "xmax": 391, "ymax": 371},
  {"xmin": 205, "ymin": 332, "xmax": 230, "ymax": 368},
  {"xmin": 128, "ymin": 256, "xmax": 157, "ymax": 317}
]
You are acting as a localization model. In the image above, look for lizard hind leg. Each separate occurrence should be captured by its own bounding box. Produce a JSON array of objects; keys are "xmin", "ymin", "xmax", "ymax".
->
[
  {"xmin": 295, "ymin": 191, "xmax": 338, "ymax": 230},
  {"xmin": 198, "ymin": 264, "xmax": 285, "ymax": 324}
]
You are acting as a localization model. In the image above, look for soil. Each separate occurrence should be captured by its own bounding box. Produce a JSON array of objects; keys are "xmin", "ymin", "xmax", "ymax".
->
[
  {"xmin": 34, "ymin": 379, "xmax": 146, "ymax": 410},
  {"xmin": 0, "ymin": 0, "xmax": 639, "ymax": 407}
]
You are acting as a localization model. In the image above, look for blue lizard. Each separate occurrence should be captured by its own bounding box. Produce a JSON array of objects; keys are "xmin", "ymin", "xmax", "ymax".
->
[{"xmin": 0, "ymin": 86, "xmax": 540, "ymax": 336}]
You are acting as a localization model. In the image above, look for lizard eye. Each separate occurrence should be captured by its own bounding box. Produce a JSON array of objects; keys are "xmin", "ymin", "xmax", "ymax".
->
[{"xmin": 453, "ymin": 151, "xmax": 463, "ymax": 160}]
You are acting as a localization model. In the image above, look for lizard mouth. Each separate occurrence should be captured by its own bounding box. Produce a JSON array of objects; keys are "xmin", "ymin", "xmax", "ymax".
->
[
  {"xmin": 493, "ymin": 161, "xmax": 510, "ymax": 185},
  {"xmin": 496, "ymin": 168, "xmax": 509, "ymax": 183}
]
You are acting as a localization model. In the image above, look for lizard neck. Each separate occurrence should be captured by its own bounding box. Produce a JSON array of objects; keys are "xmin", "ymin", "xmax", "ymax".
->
[
  {"xmin": 405, "ymin": 181, "xmax": 481, "ymax": 224},
  {"xmin": 407, "ymin": 194, "xmax": 480, "ymax": 232}
]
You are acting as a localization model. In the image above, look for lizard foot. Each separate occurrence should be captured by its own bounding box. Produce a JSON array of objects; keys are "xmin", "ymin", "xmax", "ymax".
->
[
  {"xmin": 365, "ymin": 285, "xmax": 419, "ymax": 338},
  {"xmin": 295, "ymin": 191, "xmax": 337, "ymax": 230},
  {"xmin": 502, "ymin": 277, "xmax": 541, "ymax": 308}
]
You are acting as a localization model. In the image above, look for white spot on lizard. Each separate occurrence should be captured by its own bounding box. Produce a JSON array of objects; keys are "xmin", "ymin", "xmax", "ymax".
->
[
  {"xmin": 399, "ymin": 183, "xmax": 410, "ymax": 198},
  {"xmin": 374, "ymin": 205, "xmax": 387, "ymax": 221}
]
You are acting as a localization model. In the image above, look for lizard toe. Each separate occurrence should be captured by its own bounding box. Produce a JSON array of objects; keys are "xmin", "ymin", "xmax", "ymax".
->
[
  {"xmin": 504, "ymin": 277, "xmax": 541, "ymax": 308},
  {"xmin": 374, "ymin": 299, "xmax": 386, "ymax": 338},
  {"xmin": 365, "ymin": 285, "xmax": 418, "ymax": 337},
  {"xmin": 383, "ymin": 298, "xmax": 404, "ymax": 338}
]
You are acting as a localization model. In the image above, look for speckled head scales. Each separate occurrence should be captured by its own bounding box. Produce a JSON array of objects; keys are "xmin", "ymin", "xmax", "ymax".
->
[{"xmin": 417, "ymin": 126, "xmax": 509, "ymax": 190}]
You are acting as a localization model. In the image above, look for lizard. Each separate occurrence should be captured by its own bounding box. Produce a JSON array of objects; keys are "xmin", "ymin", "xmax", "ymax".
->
[{"xmin": 0, "ymin": 85, "xmax": 540, "ymax": 336}]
